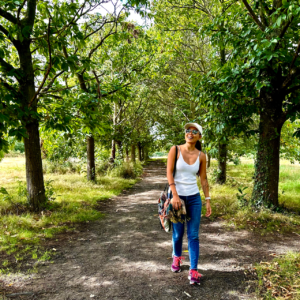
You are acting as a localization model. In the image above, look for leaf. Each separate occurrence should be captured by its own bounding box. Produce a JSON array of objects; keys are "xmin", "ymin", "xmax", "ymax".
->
[{"xmin": 0, "ymin": 187, "xmax": 8, "ymax": 195}]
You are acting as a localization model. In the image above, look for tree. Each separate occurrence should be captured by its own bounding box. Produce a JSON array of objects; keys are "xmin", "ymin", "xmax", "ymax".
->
[
  {"xmin": 198, "ymin": 0, "xmax": 300, "ymax": 206},
  {"xmin": 150, "ymin": 0, "xmax": 239, "ymax": 183},
  {"xmin": 0, "ymin": 0, "xmax": 125, "ymax": 209}
]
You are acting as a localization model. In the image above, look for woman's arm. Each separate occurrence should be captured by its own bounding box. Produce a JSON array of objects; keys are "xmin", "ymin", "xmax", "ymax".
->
[
  {"xmin": 166, "ymin": 146, "xmax": 181, "ymax": 210},
  {"xmin": 199, "ymin": 153, "xmax": 212, "ymax": 217}
]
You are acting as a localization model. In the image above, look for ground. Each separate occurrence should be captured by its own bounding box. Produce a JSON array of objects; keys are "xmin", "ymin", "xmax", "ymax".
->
[{"xmin": 1, "ymin": 160, "xmax": 299, "ymax": 300}]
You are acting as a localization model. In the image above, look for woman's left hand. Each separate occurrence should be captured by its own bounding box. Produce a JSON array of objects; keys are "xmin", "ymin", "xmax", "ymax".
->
[{"xmin": 205, "ymin": 201, "xmax": 212, "ymax": 217}]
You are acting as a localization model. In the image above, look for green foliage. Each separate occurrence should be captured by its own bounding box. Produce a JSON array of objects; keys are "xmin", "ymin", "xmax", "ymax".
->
[
  {"xmin": 43, "ymin": 160, "xmax": 83, "ymax": 175},
  {"xmin": 108, "ymin": 161, "xmax": 143, "ymax": 179},
  {"xmin": 200, "ymin": 160, "xmax": 300, "ymax": 234},
  {"xmin": 13, "ymin": 141, "xmax": 25, "ymax": 153},
  {"xmin": 0, "ymin": 150, "xmax": 5, "ymax": 162},
  {"xmin": 236, "ymin": 187, "xmax": 248, "ymax": 207}
]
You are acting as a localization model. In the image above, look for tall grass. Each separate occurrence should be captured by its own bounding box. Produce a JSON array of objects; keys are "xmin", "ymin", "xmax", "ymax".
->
[
  {"xmin": 0, "ymin": 157, "xmax": 143, "ymax": 269},
  {"xmin": 200, "ymin": 159, "xmax": 300, "ymax": 234}
]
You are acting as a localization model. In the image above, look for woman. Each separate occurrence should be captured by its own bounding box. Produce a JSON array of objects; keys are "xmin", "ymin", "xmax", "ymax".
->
[{"xmin": 167, "ymin": 123, "xmax": 212, "ymax": 285}]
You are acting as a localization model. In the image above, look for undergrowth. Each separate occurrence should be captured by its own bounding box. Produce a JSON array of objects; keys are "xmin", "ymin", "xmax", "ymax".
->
[
  {"xmin": 43, "ymin": 159, "xmax": 144, "ymax": 179},
  {"xmin": 0, "ymin": 157, "xmax": 144, "ymax": 271},
  {"xmin": 200, "ymin": 161, "xmax": 300, "ymax": 235}
]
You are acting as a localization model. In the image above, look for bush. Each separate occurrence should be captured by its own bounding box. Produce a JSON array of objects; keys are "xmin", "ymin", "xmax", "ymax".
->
[
  {"xmin": 108, "ymin": 161, "xmax": 143, "ymax": 179},
  {"xmin": 43, "ymin": 160, "xmax": 83, "ymax": 174},
  {"xmin": 14, "ymin": 141, "xmax": 25, "ymax": 153},
  {"xmin": 95, "ymin": 160, "xmax": 112, "ymax": 176}
]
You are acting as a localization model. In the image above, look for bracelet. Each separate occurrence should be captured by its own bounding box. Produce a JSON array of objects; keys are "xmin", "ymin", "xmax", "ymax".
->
[
  {"xmin": 205, "ymin": 197, "xmax": 211, "ymax": 200},
  {"xmin": 169, "ymin": 183, "xmax": 176, "ymax": 186}
]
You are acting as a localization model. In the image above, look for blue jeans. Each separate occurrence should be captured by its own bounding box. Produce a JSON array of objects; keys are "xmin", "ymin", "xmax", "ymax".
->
[{"xmin": 172, "ymin": 193, "xmax": 202, "ymax": 270}]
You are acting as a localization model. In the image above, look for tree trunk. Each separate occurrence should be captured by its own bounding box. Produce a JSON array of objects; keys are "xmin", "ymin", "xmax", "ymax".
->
[
  {"xmin": 87, "ymin": 135, "xmax": 95, "ymax": 181},
  {"xmin": 207, "ymin": 153, "xmax": 211, "ymax": 168},
  {"xmin": 126, "ymin": 147, "xmax": 129, "ymax": 162},
  {"xmin": 252, "ymin": 96, "xmax": 285, "ymax": 207},
  {"xmin": 111, "ymin": 139, "xmax": 116, "ymax": 162},
  {"xmin": 144, "ymin": 147, "xmax": 149, "ymax": 160},
  {"xmin": 215, "ymin": 44, "xmax": 227, "ymax": 184},
  {"xmin": 18, "ymin": 39, "xmax": 46, "ymax": 211},
  {"xmin": 216, "ymin": 142, "xmax": 227, "ymax": 184},
  {"xmin": 138, "ymin": 143, "xmax": 142, "ymax": 161},
  {"xmin": 76, "ymin": 73, "xmax": 97, "ymax": 180},
  {"xmin": 131, "ymin": 144, "xmax": 136, "ymax": 162},
  {"xmin": 116, "ymin": 140, "xmax": 123, "ymax": 159},
  {"xmin": 24, "ymin": 121, "xmax": 46, "ymax": 211},
  {"xmin": 141, "ymin": 146, "xmax": 144, "ymax": 161}
]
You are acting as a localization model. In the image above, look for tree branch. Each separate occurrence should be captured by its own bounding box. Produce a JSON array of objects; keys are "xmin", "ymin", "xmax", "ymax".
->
[
  {"xmin": 17, "ymin": 0, "xmax": 27, "ymax": 23},
  {"xmin": 260, "ymin": 0, "xmax": 273, "ymax": 16},
  {"xmin": 284, "ymin": 85, "xmax": 300, "ymax": 95},
  {"xmin": 23, "ymin": 0, "xmax": 36, "ymax": 28},
  {"xmin": 240, "ymin": 0, "xmax": 265, "ymax": 31},
  {"xmin": 29, "ymin": 18, "xmax": 52, "ymax": 107},
  {"xmin": 0, "ymin": 77, "xmax": 18, "ymax": 94},
  {"xmin": 0, "ymin": 8, "xmax": 17, "ymax": 24},
  {"xmin": 92, "ymin": 70, "xmax": 102, "ymax": 99},
  {"xmin": 0, "ymin": 24, "xmax": 9, "ymax": 37},
  {"xmin": 0, "ymin": 57, "xmax": 17, "ymax": 74},
  {"xmin": 42, "ymin": 70, "xmax": 65, "ymax": 93},
  {"xmin": 274, "ymin": 16, "xmax": 294, "ymax": 51},
  {"xmin": 282, "ymin": 37, "xmax": 300, "ymax": 89}
]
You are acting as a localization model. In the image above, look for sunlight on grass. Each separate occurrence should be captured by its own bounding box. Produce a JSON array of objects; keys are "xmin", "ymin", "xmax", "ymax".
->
[
  {"xmin": 0, "ymin": 157, "xmax": 137, "ymax": 259},
  {"xmin": 200, "ymin": 159, "xmax": 300, "ymax": 235}
]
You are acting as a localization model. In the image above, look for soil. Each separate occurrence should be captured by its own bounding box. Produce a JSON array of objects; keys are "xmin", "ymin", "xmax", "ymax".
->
[{"xmin": 1, "ymin": 160, "xmax": 300, "ymax": 300}]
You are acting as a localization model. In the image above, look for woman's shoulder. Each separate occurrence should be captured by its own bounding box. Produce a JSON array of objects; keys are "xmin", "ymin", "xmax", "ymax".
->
[{"xmin": 200, "ymin": 151, "xmax": 206, "ymax": 161}]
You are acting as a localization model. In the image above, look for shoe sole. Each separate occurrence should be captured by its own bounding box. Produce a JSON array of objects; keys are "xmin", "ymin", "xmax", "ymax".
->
[
  {"xmin": 188, "ymin": 275, "xmax": 201, "ymax": 285},
  {"xmin": 171, "ymin": 267, "xmax": 181, "ymax": 273}
]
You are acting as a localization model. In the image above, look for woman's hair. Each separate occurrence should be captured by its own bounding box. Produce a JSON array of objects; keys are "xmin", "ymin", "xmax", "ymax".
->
[{"xmin": 195, "ymin": 140, "xmax": 202, "ymax": 151}]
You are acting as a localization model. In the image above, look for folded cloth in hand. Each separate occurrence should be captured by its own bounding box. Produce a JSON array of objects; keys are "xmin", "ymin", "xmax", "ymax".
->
[{"xmin": 166, "ymin": 199, "xmax": 190, "ymax": 223}]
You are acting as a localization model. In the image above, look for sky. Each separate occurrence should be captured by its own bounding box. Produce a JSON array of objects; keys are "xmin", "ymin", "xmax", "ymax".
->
[{"xmin": 92, "ymin": 0, "xmax": 147, "ymax": 26}]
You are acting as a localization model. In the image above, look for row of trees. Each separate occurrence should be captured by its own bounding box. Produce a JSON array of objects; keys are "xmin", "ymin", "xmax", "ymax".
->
[
  {"xmin": 148, "ymin": 0, "xmax": 300, "ymax": 207},
  {"xmin": 1, "ymin": 0, "xmax": 300, "ymax": 210}
]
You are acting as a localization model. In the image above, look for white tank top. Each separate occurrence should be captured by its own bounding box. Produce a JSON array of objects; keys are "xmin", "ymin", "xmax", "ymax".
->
[{"xmin": 174, "ymin": 147, "xmax": 201, "ymax": 196}]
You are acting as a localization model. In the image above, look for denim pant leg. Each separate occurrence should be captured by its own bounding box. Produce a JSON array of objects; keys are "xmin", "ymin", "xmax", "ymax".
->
[
  {"xmin": 172, "ymin": 195, "xmax": 187, "ymax": 257},
  {"xmin": 186, "ymin": 193, "xmax": 202, "ymax": 270}
]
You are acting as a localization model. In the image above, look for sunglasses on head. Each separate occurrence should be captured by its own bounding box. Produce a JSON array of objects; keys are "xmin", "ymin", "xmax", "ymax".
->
[{"xmin": 185, "ymin": 129, "xmax": 200, "ymax": 135}]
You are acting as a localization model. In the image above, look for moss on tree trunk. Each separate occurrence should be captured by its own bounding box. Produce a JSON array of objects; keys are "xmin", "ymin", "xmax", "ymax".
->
[{"xmin": 252, "ymin": 106, "xmax": 284, "ymax": 207}]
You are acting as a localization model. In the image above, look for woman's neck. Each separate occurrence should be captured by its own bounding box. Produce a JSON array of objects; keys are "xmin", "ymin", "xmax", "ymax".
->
[{"xmin": 184, "ymin": 143, "xmax": 196, "ymax": 152}]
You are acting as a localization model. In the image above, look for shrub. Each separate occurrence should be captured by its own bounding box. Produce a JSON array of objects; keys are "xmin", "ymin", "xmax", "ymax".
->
[
  {"xmin": 43, "ymin": 160, "xmax": 82, "ymax": 174},
  {"xmin": 108, "ymin": 161, "xmax": 143, "ymax": 179},
  {"xmin": 95, "ymin": 160, "xmax": 112, "ymax": 176}
]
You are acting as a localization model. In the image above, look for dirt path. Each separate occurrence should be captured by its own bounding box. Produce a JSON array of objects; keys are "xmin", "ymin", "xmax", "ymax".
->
[{"xmin": 1, "ymin": 160, "xmax": 300, "ymax": 300}]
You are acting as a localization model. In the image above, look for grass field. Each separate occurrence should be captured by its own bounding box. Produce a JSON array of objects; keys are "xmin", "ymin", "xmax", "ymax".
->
[
  {"xmin": 0, "ymin": 156, "xmax": 139, "ymax": 269},
  {"xmin": 203, "ymin": 159, "xmax": 300, "ymax": 234}
]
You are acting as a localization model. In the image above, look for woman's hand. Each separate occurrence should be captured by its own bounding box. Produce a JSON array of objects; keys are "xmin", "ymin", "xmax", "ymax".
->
[
  {"xmin": 171, "ymin": 194, "xmax": 182, "ymax": 210},
  {"xmin": 205, "ymin": 201, "xmax": 212, "ymax": 217}
]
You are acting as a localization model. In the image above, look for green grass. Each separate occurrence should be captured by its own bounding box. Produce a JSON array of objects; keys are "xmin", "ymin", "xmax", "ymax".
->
[
  {"xmin": 255, "ymin": 251, "xmax": 300, "ymax": 299},
  {"xmin": 0, "ymin": 157, "xmax": 140, "ymax": 269},
  {"xmin": 200, "ymin": 159, "xmax": 300, "ymax": 235}
]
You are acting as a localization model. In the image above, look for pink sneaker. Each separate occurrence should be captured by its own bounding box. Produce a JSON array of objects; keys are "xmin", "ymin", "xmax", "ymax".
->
[
  {"xmin": 188, "ymin": 269, "xmax": 203, "ymax": 285},
  {"xmin": 171, "ymin": 256, "xmax": 184, "ymax": 273}
]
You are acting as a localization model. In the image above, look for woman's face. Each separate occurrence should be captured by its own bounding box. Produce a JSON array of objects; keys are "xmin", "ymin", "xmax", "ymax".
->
[{"xmin": 185, "ymin": 126, "xmax": 201, "ymax": 143}]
